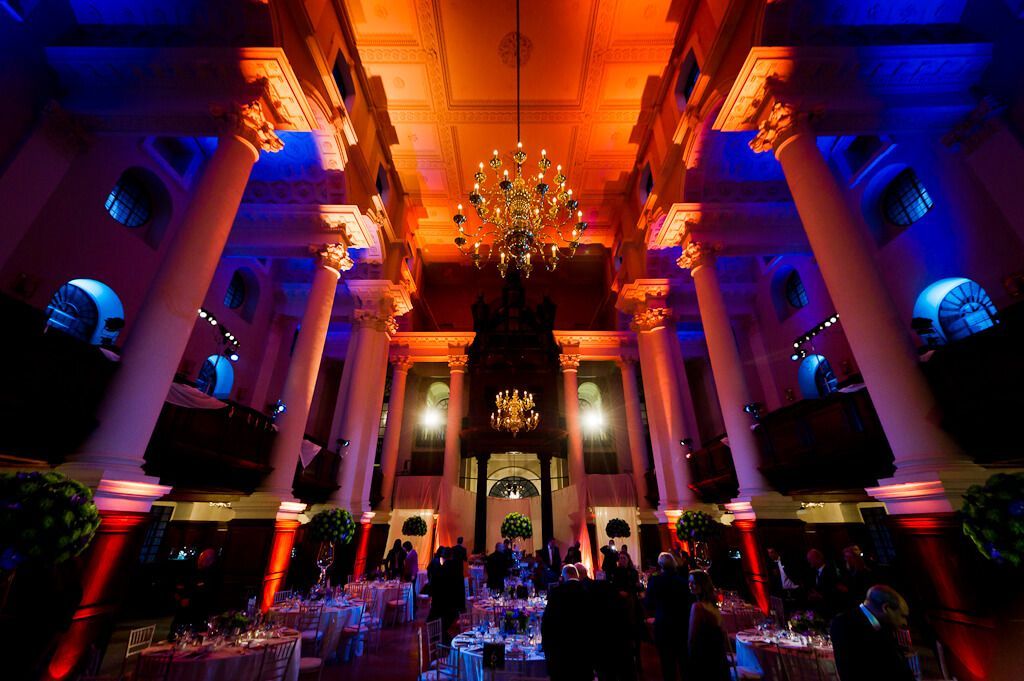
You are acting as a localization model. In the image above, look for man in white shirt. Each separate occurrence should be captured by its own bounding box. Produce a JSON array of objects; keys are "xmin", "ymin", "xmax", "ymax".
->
[{"xmin": 766, "ymin": 546, "xmax": 802, "ymax": 608}]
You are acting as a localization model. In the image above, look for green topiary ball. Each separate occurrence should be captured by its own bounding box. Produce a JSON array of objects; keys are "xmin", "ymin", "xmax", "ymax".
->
[
  {"xmin": 605, "ymin": 518, "xmax": 631, "ymax": 539},
  {"xmin": 0, "ymin": 471, "xmax": 101, "ymax": 570},
  {"xmin": 500, "ymin": 512, "xmax": 533, "ymax": 540},
  {"xmin": 962, "ymin": 472, "xmax": 1024, "ymax": 567},
  {"xmin": 402, "ymin": 516, "xmax": 428, "ymax": 537},
  {"xmin": 675, "ymin": 510, "xmax": 720, "ymax": 543},
  {"xmin": 308, "ymin": 508, "xmax": 356, "ymax": 545}
]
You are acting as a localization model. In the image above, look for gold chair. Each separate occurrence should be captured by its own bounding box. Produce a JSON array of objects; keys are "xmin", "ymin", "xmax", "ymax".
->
[{"xmin": 257, "ymin": 638, "xmax": 298, "ymax": 681}]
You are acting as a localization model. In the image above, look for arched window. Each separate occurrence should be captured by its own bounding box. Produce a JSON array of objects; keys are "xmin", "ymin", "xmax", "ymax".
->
[
  {"xmin": 196, "ymin": 355, "xmax": 234, "ymax": 399},
  {"xmin": 798, "ymin": 354, "xmax": 838, "ymax": 399},
  {"xmin": 784, "ymin": 270, "xmax": 808, "ymax": 309},
  {"xmin": 489, "ymin": 476, "xmax": 539, "ymax": 499},
  {"xmin": 882, "ymin": 168, "xmax": 933, "ymax": 227},
  {"xmin": 105, "ymin": 171, "xmax": 153, "ymax": 227},
  {"xmin": 224, "ymin": 270, "xmax": 247, "ymax": 309},
  {"xmin": 45, "ymin": 278, "xmax": 125, "ymax": 346},
  {"xmin": 913, "ymin": 278, "xmax": 997, "ymax": 345}
]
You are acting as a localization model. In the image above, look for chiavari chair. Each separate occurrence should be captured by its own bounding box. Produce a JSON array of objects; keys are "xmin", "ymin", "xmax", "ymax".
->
[
  {"xmin": 133, "ymin": 650, "xmax": 174, "ymax": 681},
  {"xmin": 257, "ymin": 637, "xmax": 297, "ymax": 681}
]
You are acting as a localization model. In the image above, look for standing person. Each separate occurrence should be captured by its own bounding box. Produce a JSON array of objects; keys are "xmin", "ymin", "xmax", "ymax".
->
[
  {"xmin": 384, "ymin": 539, "xmax": 406, "ymax": 580},
  {"xmin": 620, "ymin": 544, "xmax": 634, "ymax": 568},
  {"xmin": 428, "ymin": 548, "xmax": 459, "ymax": 634},
  {"xmin": 806, "ymin": 548, "xmax": 841, "ymax": 618},
  {"xmin": 830, "ymin": 585, "xmax": 914, "ymax": 681},
  {"xmin": 840, "ymin": 545, "xmax": 876, "ymax": 609},
  {"xmin": 600, "ymin": 539, "xmax": 618, "ymax": 577},
  {"xmin": 687, "ymin": 570, "xmax": 731, "ymax": 681},
  {"xmin": 588, "ymin": 566, "xmax": 637, "ymax": 681},
  {"xmin": 610, "ymin": 552, "xmax": 640, "ymax": 597},
  {"xmin": 564, "ymin": 541, "xmax": 582, "ymax": 565},
  {"xmin": 542, "ymin": 565, "xmax": 593, "ymax": 681},
  {"xmin": 643, "ymin": 553, "xmax": 693, "ymax": 681},
  {"xmin": 402, "ymin": 541, "xmax": 419, "ymax": 583},
  {"xmin": 766, "ymin": 546, "xmax": 802, "ymax": 609},
  {"xmin": 451, "ymin": 536, "xmax": 468, "ymax": 575},
  {"xmin": 170, "ymin": 548, "xmax": 220, "ymax": 636},
  {"xmin": 541, "ymin": 538, "xmax": 562, "ymax": 571},
  {"xmin": 485, "ymin": 542, "xmax": 509, "ymax": 592}
]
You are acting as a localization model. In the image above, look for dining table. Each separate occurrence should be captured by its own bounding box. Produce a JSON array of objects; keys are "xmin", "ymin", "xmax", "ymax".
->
[
  {"xmin": 449, "ymin": 631, "xmax": 547, "ymax": 681},
  {"xmin": 136, "ymin": 629, "xmax": 301, "ymax": 681},
  {"xmin": 345, "ymin": 579, "xmax": 415, "ymax": 623},
  {"xmin": 267, "ymin": 599, "xmax": 364, "ymax": 660},
  {"xmin": 734, "ymin": 627, "xmax": 838, "ymax": 680}
]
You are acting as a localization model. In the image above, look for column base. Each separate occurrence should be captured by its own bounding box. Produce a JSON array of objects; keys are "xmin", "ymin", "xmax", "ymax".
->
[{"xmin": 868, "ymin": 462, "xmax": 988, "ymax": 515}]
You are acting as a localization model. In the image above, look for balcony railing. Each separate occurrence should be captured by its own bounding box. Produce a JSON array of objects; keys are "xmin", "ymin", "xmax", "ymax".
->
[
  {"xmin": 686, "ymin": 435, "xmax": 739, "ymax": 503},
  {"xmin": 144, "ymin": 397, "xmax": 276, "ymax": 493},
  {"xmin": 754, "ymin": 389, "xmax": 895, "ymax": 494}
]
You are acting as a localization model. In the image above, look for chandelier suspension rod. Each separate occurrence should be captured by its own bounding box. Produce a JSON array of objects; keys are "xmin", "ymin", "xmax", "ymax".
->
[{"xmin": 515, "ymin": 0, "xmax": 521, "ymax": 144}]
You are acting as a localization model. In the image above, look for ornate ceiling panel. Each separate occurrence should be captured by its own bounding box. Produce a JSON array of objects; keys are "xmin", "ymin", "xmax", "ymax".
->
[{"xmin": 345, "ymin": 0, "xmax": 679, "ymax": 262}]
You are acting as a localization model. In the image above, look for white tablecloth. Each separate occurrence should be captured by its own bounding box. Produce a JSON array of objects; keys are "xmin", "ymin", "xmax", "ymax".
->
[
  {"xmin": 268, "ymin": 602, "xmax": 363, "ymax": 659},
  {"xmin": 735, "ymin": 629, "xmax": 836, "ymax": 678},
  {"xmin": 449, "ymin": 633, "xmax": 546, "ymax": 681},
  {"xmin": 139, "ymin": 630, "xmax": 301, "ymax": 681}
]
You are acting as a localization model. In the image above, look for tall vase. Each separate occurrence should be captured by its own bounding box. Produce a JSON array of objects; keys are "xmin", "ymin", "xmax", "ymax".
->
[{"xmin": 315, "ymin": 541, "xmax": 335, "ymax": 595}]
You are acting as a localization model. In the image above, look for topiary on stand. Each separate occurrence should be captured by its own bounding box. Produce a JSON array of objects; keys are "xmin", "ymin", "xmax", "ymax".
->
[{"xmin": 962, "ymin": 472, "xmax": 1024, "ymax": 567}]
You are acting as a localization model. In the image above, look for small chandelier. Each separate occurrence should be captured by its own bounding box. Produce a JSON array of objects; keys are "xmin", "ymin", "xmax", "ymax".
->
[
  {"xmin": 490, "ymin": 389, "xmax": 540, "ymax": 437},
  {"xmin": 452, "ymin": 0, "xmax": 587, "ymax": 278}
]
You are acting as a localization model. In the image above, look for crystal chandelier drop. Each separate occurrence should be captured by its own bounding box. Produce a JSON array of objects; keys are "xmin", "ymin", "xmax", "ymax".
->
[
  {"xmin": 452, "ymin": 0, "xmax": 588, "ymax": 278},
  {"xmin": 490, "ymin": 389, "xmax": 540, "ymax": 437}
]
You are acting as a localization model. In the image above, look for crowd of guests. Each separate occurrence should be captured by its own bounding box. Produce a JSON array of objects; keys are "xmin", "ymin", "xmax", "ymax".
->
[
  {"xmin": 422, "ymin": 537, "xmax": 469, "ymax": 635},
  {"xmin": 765, "ymin": 543, "xmax": 883, "ymax": 618}
]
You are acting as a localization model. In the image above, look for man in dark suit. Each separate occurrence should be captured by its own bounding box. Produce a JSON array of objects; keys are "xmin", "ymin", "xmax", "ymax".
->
[
  {"xmin": 485, "ymin": 542, "xmax": 509, "ymax": 592},
  {"xmin": 542, "ymin": 565, "xmax": 594, "ymax": 681},
  {"xmin": 451, "ymin": 536, "xmax": 468, "ymax": 567},
  {"xmin": 564, "ymin": 541, "xmax": 582, "ymax": 565},
  {"xmin": 766, "ymin": 546, "xmax": 802, "ymax": 598},
  {"xmin": 643, "ymin": 552, "xmax": 694, "ymax": 681},
  {"xmin": 830, "ymin": 585, "xmax": 914, "ymax": 681},
  {"xmin": 540, "ymin": 538, "xmax": 562, "ymax": 571},
  {"xmin": 600, "ymin": 539, "xmax": 619, "ymax": 576},
  {"xmin": 806, "ymin": 548, "xmax": 842, "ymax": 618}
]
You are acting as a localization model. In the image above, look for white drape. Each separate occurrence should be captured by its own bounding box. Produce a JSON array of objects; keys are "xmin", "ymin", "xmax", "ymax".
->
[
  {"xmin": 298, "ymin": 439, "xmax": 322, "ymax": 468},
  {"xmin": 383, "ymin": 509, "xmax": 435, "ymax": 570},
  {"xmin": 593, "ymin": 506, "xmax": 642, "ymax": 571}
]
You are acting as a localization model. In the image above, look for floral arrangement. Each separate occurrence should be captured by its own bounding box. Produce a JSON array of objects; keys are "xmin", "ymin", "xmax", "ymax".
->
[
  {"xmin": 500, "ymin": 512, "xmax": 533, "ymax": 540},
  {"xmin": 308, "ymin": 508, "xmax": 356, "ymax": 545},
  {"xmin": 675, "ymin": 510, "xmax": 720, "ymax": 543},
  {"xmin": 502, "ymin": 608, "xmax": 529, "ymax": 635},
  {"xmin": 961, "ymin": 472, "xmax": 1024, "ymax": 567},
  {"xmin": 0, "ymin": 471, "xmax": 101, "ymax": 571},
  {"xmin": 788, "ymin": 610, "xmax": 826, "ymax": 635},
  {"xmin": 402, "ymin": 515, "xmax": 428, "ymax": 537},
  {"xmin": 217, "ymin": 611, "xmax": 251, "ymax": 632},
  {"xmin": 605, "ymin": 518, "xmax": 631, "ymax": 539}
]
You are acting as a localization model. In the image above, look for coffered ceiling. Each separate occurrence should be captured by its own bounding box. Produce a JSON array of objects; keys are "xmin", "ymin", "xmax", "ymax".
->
[{"xmin": 345, "ymin": 0, "xmax": 680, "ymax": 262}]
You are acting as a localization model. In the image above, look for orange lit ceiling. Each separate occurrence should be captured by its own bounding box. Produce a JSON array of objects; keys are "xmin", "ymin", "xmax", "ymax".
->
[{"xmin": 345, "ymin": 0, "xmax": 679, "ymax": 262}]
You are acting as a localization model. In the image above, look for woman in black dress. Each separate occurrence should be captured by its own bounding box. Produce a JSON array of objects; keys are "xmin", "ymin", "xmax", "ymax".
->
[{"xmin": 687, "ymin": 569, "xmax": 731, "ymax": 681}]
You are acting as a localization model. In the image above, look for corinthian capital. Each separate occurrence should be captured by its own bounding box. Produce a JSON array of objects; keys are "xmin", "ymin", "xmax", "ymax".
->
[
  {"xmin": 354, "ymin": 309, "xmax": 398, "ymax": 335},
  {"xmin": 314, "ymin": 243, "xmax": 354, "ymax": 275},
  {"xmin": 391, "ymin": 355, "xmax": 414, "ymax": 372},
  {"xmin": 676, "ymin": 241, "xmax": 718, "ymax": 274},
  {"xmin": 225, "ymin": 99, "xmax": 284, "ymax": 154},
  {"xmin": 749, "ymin": 102, "xmax": 801, "ymax": 155},
  {"xmin": 558, "ymin": 354, "xmax": 581, "ymax": 372},
  {"xmin": 630, "ymin": 308, "xmax": 670, "ymax": 333},
  {"xmin": 448, "ymin": 354, "xmax": 469, "ymax": 372}
]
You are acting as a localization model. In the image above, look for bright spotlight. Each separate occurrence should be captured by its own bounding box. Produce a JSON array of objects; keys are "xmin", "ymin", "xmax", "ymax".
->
[
  {"xmin": 421, "ymin": 407, "xmax": 444, "ymax": 429},
  {"xmin": 581, "ymin": 408, "xmax": 604, "ymax": 433}
]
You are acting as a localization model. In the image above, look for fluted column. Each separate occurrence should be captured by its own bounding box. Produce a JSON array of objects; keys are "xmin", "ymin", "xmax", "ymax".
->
[
  {"xmin": 261, "ymin": 244, "xmax": 352, "ymax": 498},
  {"xmin": 617, "ymin": 355, "xmax": 651, "ymax": 508},
  {"xmin": 677, "ymin": 241, "xmax": 770, "ymax": 498},
  {"xmin": 379, "ymin": 356, "xmax": 414, "ymax": 511},
  {"xmin": 442, "ymin": 353, "xmax": 468, "ymax": 488},
  {"xmin": 750, "ymin": 103, "xmax": 969, "ymax": 497},
  {"xmin": 332, "ymin": 282, "xmax": 411, "ymax": 514},
  {"xmin": 70, "ymin": 101, "xmax": 283, "ymax": 482},
  {"xmin": 632, "ymin": 308, "xmax": 700, "ymax": 511},
  {"xmin": 559, "ymin": 352, "xmax": 595, "ymax": 575}
]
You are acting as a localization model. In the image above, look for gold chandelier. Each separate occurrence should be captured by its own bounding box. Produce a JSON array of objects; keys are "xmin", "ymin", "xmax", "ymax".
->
[
  {"xmin": 452, "ymin": 0, "xmax": 587, "ymax": 278},
  {"xmin": 490, "ymin": 389, "xmax": 540, "ymax": 437}
]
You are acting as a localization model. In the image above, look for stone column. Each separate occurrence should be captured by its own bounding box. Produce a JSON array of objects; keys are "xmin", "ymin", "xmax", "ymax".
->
[
  {"xmin": 677, "ymin": 241, "xmax": 771, "ymax": 499},
  {"xmin": 437, "ymin": 352, "xmax": 468, "ymax": 547},
  {"xmin": 473, "ymin": 453, "xmax": 490, "ymax": 553},
  {"xmin": 631, "ymin": 307, "xmax": 700, "ymax": 511},
  {"xmin": 249, "ymin": 314, "xmax": 287, "ymax": 412},
  {"xmin": 70, "ymin": 101, "xmax": 283, "ymax": 483},
  {"xmin": 442, "ymin": 353, "xmax": 468, "ymax": 488},
  {"xmin": 332, "ymin": 282, "xmax": 411, "ymax": 513},
  {"xmin": 617, "ymin": 355, "xmax": 651, "ymax": 508},
  {"xmin": 261, "ymin": 244, "xmax": 352, "ymax": 499},
  {"xmin": 538, "ymin": 452, "xmax": 554, "ymax": 545},
  {"xmin": 559, "ymin": 352, "xmax": 594, "ymax": 574},
  {"xmin": 378, "ymin": 355, "xmax": 414, "ymax": 511},
  {"xmin": 750, "ymin": 103, "xmax": 975, "ymax": 497}
]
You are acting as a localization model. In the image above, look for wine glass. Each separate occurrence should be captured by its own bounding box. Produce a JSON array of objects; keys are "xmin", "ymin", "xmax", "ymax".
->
[{"xmin": 316, "ymin": 542, "xmax": 335, "ymax": 591}]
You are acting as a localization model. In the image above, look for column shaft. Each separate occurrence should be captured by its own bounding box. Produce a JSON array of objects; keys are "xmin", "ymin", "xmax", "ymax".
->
[
  {"xmin": 442, "ymin": 359, "xmax": 467, "ymax": 488},
  {"xmin": 473, "ymin": 453, "xmax": 490, "ymax": 553},
  {"xmin": 618, "ymin": 359, "xmax": 651, "ymax": 508},
  {"xmin": 75, "ymin": 132, "xmax": 261, "ymax": 474},
  {"xmin": 378, "ymin": 359, "xmax": 412, "ymax": 510},
  {"xmin": 683, "ymin": 246, "xmax": 770, "ymax": 497},
  {"xmin": 560, "ymin": 358, "xmax": 586, "ymax": 486},
  {"xmin": 770, "ymin": 118, "xmax": 962, "ymax": 475},
  {"xmin": 262, "ymin": 256, "xmax": 343, "ymax": 497},
  {"xmin": 539, "ymin": 453, "xmax": 554, "ymax": 545},
  {"xmin": 260, "ymin": 518, "xmax": 300, "ymax": 611}
]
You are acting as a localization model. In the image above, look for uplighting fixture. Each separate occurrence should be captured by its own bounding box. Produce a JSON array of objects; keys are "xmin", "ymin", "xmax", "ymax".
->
[
  {"xmin": 452, "ymin": 0, "xmax": 586, "ymax": 277},
  {"xmin": 421, "ymin": 406, "xmax": 445, "ymax": 430},
  {"xmin": 490, "ymin": 388, "xmax": 540, "ymax": 437}
]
